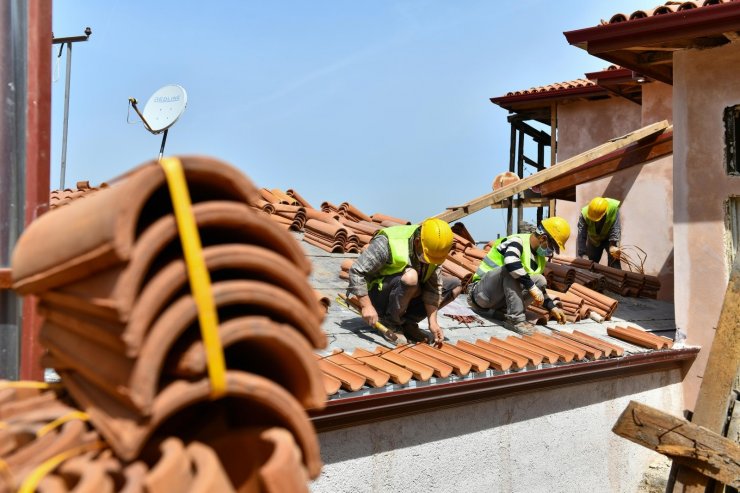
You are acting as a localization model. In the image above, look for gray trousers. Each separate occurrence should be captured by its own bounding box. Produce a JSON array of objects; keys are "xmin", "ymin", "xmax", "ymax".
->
[
  {"xmin": 469, "ymin": 266, "xmax": 547, "ymax": 323},
  {"xmin": 585, "ymin": 239, "xmax": 621, "ymax": 269}
]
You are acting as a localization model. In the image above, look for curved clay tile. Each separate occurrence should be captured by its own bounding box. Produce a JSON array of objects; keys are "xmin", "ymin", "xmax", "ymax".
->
[
  {"xmin": 439, "ymin": 343, "xmax": 490, "ymax": 373},
  {"xmin": 12, "ymin": 156, "xmax": 261, "ymax": 294},
  {"xmin": 286, "ymin": 189, "xmax": 314, "ymax": 209},
  {"xmin": 42, "ymin": 280, "xmax": 326, "ymax": 414},
  {"xmin": 166, "ymin": 316, "xmax": 326, "ymax": 410},
  {"xmin": 350, "ymin": 348, "xmax": 413, "ymax": 385},
  {"xmin": 41, "ymin": 201, "xmax": 311, "ymax": 321},
  {"xmin": 313, "ymin": 354, "xmax": 366, "ymax": 392},
  {"xmin": 208, "ymin": 428, "xmax": 309, "ymax": 493},
  {"xmin": 470, "ymin": 339, "xmax": 528, "ymax": 369},
  {"xmin": 326, "ymin": 351, "xmax": 390, "ymax": 388},
  {"xmin": 411, "ymin": 344, "xmax": 472, "ymax": 376},
  {"xmin": 456, "ymin": 340, "xmax": 513, "ymax": 371},
  {"xmin": 50, "ymin": 453, "xmax": 113, "ymax": 493},
  {"xmin": 481, "ymin": 338, "xmax": 542, "ymax": 367},
  {"xmin": 321, "ymin": 372, "xmax": 342, "ymax": 396},
  {"xmin": 62, "ymin": 370, "xmax": 323, "ymax": 477},
  {"xmin": 677, "ymin": 1, "xmax": 700, "ymax": 10},
  {"xmin": 370, "ymin": 213, "xmax": 411, "ymax": 225},
  {"xmin": 144, "ymin": 438, "xmax": 194, "ymax": 492},
  {"xmin": 521, "ymin": 335, "xmax": 576, "ymax": 363},
  {"xmin": 375, "ymin": 347, "xmax": 434, "ymax": 381},
  {"xmin": 532, "ymin": 333, "xmax": 587, "ymax": 360},
  {"xmin": 571, "ymin": 330, "xmax": 624, "ymax": 357},
  {"xmin": 653, "ymin": 5, "xmax": 677, "ymax": 14},
  {"xmin": 505, "ymin": 336, "xmax": 559, "ymax": 364},
  {"xmin": 401, "ymin": 345, "xmax": 454, "ymax": 379},
  {"xmin": 549, "ymin": 332, "xmax": 603, "ymax": 360},
  {"xmin": 185, "ymin": 441, "xmax": 238, "ymax": 493},
  {"xmin": 608, "ymin": 13, "xmax": 629, "ymax": 23}
]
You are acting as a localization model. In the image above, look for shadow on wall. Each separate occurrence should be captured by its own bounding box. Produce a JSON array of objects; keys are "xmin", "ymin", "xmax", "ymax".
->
[
  {"xmin": 657, "ymin": 247, "xmax": 674, "ymax": 301},
  {"xmin": 602, "ymin": 163, "xmax": 641, "ymax": 203},
  {"xmin": 319, "ymin": 369, "xmax": 681, "ymax": 464}
]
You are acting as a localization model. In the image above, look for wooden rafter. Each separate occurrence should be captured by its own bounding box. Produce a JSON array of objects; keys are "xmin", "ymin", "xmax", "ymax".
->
[{"xmin": 435, "ymin": 120, "xmax": 670, "ymax": 223}]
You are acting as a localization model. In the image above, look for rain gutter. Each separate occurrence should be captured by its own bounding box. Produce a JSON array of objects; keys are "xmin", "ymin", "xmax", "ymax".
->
[{"xmin": 310, "ymin": 347, "xmax": 698, "ymax": 431}]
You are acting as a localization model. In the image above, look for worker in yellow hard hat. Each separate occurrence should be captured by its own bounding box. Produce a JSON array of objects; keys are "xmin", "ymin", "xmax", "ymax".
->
[
  {"xmin": 578, "ymin": 197, "xmax": 622, "ymax": 268},
  {"xmin": 467, "ymin": 217, "xmax": 569, "ymax": 336},
  {"xmin": 347, "ymin": 217, "xmax": 462, "ymax": 346}
]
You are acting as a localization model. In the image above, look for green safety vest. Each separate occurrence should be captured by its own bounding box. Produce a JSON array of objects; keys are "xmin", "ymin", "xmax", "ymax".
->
[
  {"xmin": 472, "ymin": 233, "xmax": 545, "ymax": 282},
  {"xmin": 370, "ymin": 225, "xmax": 437, "ymax": 290},
  {"xmin": 581, "ymin": 198, "xmax": 620, "ymax": 246}
]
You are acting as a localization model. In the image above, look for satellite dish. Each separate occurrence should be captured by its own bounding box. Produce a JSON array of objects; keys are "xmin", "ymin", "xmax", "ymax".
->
[
  {"xmin": 127, "ymin": 84, "xmax": 188, "ymax": 160},
  {"xmin": 141, "ymin": 84, "xmax": 188, "ymax": 134}
]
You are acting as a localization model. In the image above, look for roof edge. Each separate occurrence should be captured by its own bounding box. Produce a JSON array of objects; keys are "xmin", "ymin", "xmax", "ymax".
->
[
  {"xmin": 310, "ymin": 347, "xmax": 697, "ymax": 432},
  {"xmin": 490, "ymin": 84, "xmax": 606, "ymax": 108},
  {"xmin": 564, "ymin": 2, "xmax": 740, "ymax": 53}
]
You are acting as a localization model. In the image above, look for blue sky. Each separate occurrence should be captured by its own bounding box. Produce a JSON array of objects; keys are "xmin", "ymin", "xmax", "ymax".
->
[{"xmin": 51, "ymin": 1, "xmax": 654, "ymax": 241}]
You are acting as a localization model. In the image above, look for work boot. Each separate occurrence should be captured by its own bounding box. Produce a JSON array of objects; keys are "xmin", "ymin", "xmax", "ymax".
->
[
  {"xmin": 401, "ymin": 321, "xmax": 430, "ymax": 344},
  {"xmin": 503, "ymin": 320, "xmax": 536, "ymax": 336}
]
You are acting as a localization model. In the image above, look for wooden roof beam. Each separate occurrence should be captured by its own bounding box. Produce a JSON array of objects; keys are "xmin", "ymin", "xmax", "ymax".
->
[{"xmin": 435, "ymin": 120, "xmax": 670, "ymax": 223}]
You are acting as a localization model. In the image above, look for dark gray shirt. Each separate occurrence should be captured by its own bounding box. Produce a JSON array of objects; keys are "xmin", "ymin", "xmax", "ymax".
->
[
  {"xmin": 577, "ymin": 211, "xmax": 621, "ymax": 256},
  {"xmin": 347, "ymin": 234, "xmax": 444, "ymax": 306}
]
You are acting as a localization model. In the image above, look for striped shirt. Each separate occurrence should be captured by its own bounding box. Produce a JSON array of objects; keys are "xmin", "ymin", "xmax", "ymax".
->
[
  {"xmin": 347, "ymin": 234, "xmax": 444, "ymax": 306},
  {"xmin": 498, "ymin": 235, "xmax": 539, "ymax": 290}
]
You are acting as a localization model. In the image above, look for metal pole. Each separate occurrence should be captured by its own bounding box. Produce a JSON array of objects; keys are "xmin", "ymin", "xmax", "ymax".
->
[
  {"xmin": 59, "ymin": 41, "xmax": 72, "ymax": 189},
  {"xmin": 158, "ymin": 129, "xmax": 168, "ymax": 162}
]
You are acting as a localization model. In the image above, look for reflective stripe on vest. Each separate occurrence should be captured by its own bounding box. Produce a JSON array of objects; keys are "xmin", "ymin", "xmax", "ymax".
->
[
  {"xmin": 472, "ymin": 233, "xmax": 545, "ymax": 282},
  {"xmin": 581, "ymin": 198, "xmax": 620, "ymax": 245},
  {"xmin": 370, "ymin": 225, "xmax": 437, "ymax": 291}
]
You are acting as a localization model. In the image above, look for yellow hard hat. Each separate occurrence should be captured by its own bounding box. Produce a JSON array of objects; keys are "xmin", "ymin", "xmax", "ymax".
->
[
  {"xmin": 587, "ymin": 197, "xmax": 608, "ymax": 222},
  {"xmin": 541, "ymin": 216, "xmax": 570, "ymax": 253},
  {"xmin": 419, "ymin": 218, "xmax": 453, "ymax": 264}
]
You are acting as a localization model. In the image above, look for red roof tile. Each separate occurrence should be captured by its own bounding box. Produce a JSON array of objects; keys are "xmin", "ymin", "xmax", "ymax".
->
[{"xmin": 603, "ymin": 0, "xmax": 731, "ymax": 25}]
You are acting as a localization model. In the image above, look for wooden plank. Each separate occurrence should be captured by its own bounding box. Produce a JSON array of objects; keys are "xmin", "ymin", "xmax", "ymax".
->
[
  {"xmin": 675, "ymin": 247, "xmax": 740, "ymax": 492},
  {"xmin": 436, "ymin": 120, "xmax": 670, "ymax": 223},
  {"xmin": 612, "ymin": 400, "xmax": 740, "ymax": 489},
  {"xmin": 539, "ymin": 130, "xmax": 673, "ymax": 196}
]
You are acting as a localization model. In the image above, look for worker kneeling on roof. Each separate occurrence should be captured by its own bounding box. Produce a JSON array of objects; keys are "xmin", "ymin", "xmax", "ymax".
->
[
  {"xmin": 347, "ymin": 218, "xmax": 462, "ymax": 346},
  {"xmin": 467, "ymin": 217, "xmax": 569, "ymax": 336},
  {"xmin": 578, "ymin": 196, "xmax": 622, "ymax": 269}
]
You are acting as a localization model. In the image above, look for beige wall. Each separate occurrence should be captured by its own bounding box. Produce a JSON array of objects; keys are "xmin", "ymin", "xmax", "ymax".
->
[
  {"xmin": 673, "ymin": 42, "xmax": 740, "ymax": 409},
  {"xmin": 553, "ymin": 95, "xmax": 674, "ymax": 298}
]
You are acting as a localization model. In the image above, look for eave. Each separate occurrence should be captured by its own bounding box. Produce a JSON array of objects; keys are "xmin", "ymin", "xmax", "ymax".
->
[
  {"xmin": 310, "ymin": 347, "xmax": 697, "ymax": 432},
  {"xmin": 564, "ymin": 2, "xmax": 740, "ymax": 84}
]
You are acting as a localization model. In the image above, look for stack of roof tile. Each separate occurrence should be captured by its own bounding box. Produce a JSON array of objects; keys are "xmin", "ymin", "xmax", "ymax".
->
[
  {"xmin": 546, "ymin": 289, "xmax": 586, "ymax": 323},
  {"xmin": 8, "ymin": 156, "xmax": 327, "ymax": 491},
  {"xmin": 606, "ymin": 325, "xmax": 674, "ymax": 349},
  {"xmin": 317, "ymin": 331, "xmax": 629, "ymax": 396},
  {"xmin": 568, "ymin": 283, "xmax": 619, "ymax": 321},
  {"xmin": 0, "ymin": 385, "xmax": 307, "ymax": 492},
  {"xmin": 551, "ymin": 255, "xmax": 659, "ymax": 297}
]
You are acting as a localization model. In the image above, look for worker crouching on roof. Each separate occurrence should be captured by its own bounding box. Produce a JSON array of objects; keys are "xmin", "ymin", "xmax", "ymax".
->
[
  {"xmin": 347, "ymin": 218, "xmax": 462, "ymax": 346},
  {"xmin": 467, "ymin": 217, "xmax": 570, "ymax": 336},
  {"xmin": 577, "ymin": 197, "xmax": 622, "ymax": 269}
]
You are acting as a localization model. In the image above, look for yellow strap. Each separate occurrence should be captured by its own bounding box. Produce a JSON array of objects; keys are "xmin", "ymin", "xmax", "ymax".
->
[
  {"xmin": 0, "ymin": 381, "xmax": 61, "ymax": 390},
  {"xmin": 159, "ymin": 157, "xmax": 226, "ymax": 398},
  {"xmin": 18, "ymin": 441, "xmax": 105, "ymax": 493},
  {"xmin": 35, "ymin": 411, "xmax": 89, "ymax": 438}
]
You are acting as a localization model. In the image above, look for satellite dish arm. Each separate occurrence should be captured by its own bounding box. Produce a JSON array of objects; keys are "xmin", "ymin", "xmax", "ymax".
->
[{"xmin": 128, "ymin": 97, "xmax": 158, "ymax": 134}]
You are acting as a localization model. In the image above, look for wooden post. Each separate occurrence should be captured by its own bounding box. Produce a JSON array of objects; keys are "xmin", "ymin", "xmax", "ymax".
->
[
  {"xmin": 613, "ymin": 401, "xmax": 740, "ymax": 489},
  {"xmin": 516, "ymin": 128, "xmax": 524, "ymax": 233},
  {"xmin": 673, "ymin": 246, "xmax": 740, "ymax": 492},
  {"xmin": 507, "ymin": 123, "xmax": 516, "ymax": 236},
  {"xmin": 549, "ymin": 103, "xmax": 557, "ymax": 218}
]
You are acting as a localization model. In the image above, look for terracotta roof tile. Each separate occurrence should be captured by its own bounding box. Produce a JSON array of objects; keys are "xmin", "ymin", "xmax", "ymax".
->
[
  {"xmin": 503, "ymin": 78, "xmax": 596, "ymax": 97},
  {"xmin": 603, "ymin": 0, "xmax": 729, "ymax": 25},
  {"xmin": 49, "ymin": 180, "xmax": 109, "ymax": 209}
]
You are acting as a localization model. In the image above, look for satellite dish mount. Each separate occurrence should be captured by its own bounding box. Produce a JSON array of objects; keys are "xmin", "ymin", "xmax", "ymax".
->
[{"xmin": 128, "ymin": 84, "xmax": 188, "ymax": 161}]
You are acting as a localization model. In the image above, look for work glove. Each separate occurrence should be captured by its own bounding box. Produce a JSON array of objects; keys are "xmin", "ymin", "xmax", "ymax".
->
[
  {"xmin": 550, "ymin": 307, "xmax": 566, "ymax": 324},
  {"xmin": 528, "ymin": 285, "xmax": 544, "ymax": 306},
  {"xmin": 608, "ymin": 246, "xmax": 622, "ymax": 260}
]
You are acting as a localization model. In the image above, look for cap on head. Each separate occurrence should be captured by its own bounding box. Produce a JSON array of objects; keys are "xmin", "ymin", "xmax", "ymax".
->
[
  {"xmin": 419, "ymin": 218, "xmax": 453, "ymax": 264},
  {"xmin": 587, "ymin": 197, "xmax": 608, "ymax": 222},
  {"xmin": 540, "ymin": 216, "xmax": 570, "ymax": 253}
]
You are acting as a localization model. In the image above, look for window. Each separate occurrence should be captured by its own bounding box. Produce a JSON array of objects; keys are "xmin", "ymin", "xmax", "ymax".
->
[
  {"xmin": 728, "ymin": 197, "xmax": 740, "ymax": 267},
  {"xmin": 723, "ymin": 105, "xmax": 740, "ymax": 175}
]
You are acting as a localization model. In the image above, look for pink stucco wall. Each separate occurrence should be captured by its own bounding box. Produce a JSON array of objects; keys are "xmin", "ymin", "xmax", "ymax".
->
[
  {"xmin": 673, "ymin": 42, "xmax": 740, "ymax": 409},
  {"xmin": 553, "ymin": 86, "xmax": 675, "ymax": 300}
]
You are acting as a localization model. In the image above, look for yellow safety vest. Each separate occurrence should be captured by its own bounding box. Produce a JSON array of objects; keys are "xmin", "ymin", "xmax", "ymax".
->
[
  {"xmin": 370, "ymin": 225, "xmax": 437, "ymax": 290},
  {"xmin": 472, "ymin": 233, "xmax": 545, "ymax": 282},
  {"xmin": 581, "ymin": 198, "xmax": 620, "ymax": 245}
]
